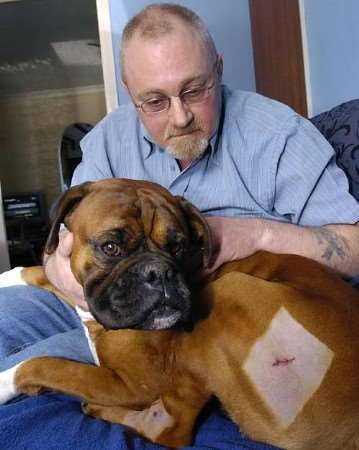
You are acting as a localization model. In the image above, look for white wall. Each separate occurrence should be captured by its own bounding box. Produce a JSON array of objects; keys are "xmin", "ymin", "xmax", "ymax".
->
[
  {"xmin": 108, "ymin": 0, "xmax": 256, "ymax": 105},
  {"xmin": 0, "ymin": 182, "xmax": 10, "ymax": 273},
  {"xmin": 303, "ymin": 0, "xmax": 359, "ymax": 116}
]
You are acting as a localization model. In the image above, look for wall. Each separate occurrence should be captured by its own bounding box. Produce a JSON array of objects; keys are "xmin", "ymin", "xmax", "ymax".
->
[
  {"xmin": 303, "ymin": 0, "xmax": 359, "ymax": 116},
  {"xmin": 0, "ymin": 86, "xmax": 106, "ymax": 207},
  {"xmin": 108, "ymin": 0, "xmax": 256, "ymax": 105}
]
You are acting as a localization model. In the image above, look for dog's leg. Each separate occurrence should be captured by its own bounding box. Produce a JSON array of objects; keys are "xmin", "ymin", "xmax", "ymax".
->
[
  {"xmin": 84, "ymin": 397, "xmax": 195, "ymax": 448},
  {"xmin": 0, "ymin": 267, "xmax": 27, "ymax": 288},
  {"xmin": 84, "ymin": 400, "xmax": 190, "ymax": 447},
  {"xmin": 0, "ymin": 358, "xmax": 196, "ymax": 447},
  {"xmin": 0, "ymin": 357, "xmax": 153, "ymax": 408}
]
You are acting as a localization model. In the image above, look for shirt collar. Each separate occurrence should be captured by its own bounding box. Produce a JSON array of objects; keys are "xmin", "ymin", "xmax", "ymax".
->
[{"xmin": 140, "ymin": 122, "xmax": 156, "ymax": 159}]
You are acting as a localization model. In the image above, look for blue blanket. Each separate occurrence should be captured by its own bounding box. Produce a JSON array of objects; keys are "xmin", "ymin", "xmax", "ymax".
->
[{"xmin": 0, "ymin": 394, "xmax": 280, "ymax": 450}]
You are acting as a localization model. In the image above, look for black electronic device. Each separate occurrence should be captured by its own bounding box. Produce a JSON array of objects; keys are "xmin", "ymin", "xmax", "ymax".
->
[
  {"xmin": 2, "ymin": 192, "xmax": 48, "ymax": 267},
  {"xmin": 3, "ymin": 192, "xmax": 46, "ymax": 222}
]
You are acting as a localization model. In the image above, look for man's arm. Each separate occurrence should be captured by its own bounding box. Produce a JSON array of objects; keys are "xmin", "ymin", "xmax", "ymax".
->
[
  {"xmin": 45, "ymin": 219, "xmax": 359, "ymax": 301},
  {"xmin": 206, "ymin": 217, "xmax": 359, "ymax": 278}
]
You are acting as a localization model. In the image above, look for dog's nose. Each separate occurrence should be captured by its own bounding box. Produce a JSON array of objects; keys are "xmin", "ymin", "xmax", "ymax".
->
[
  {"xmin": 143, "ymin": 266, "xmax": 177, "ymax": 299},
  {"xmin": 144, "ymin": 267, "xmax": 175, "ymax": 283}
]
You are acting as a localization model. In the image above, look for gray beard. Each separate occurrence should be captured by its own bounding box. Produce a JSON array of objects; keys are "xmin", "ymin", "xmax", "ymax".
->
[{"xmin": 165, "ymin": 137, "xmax": 209, "ymax": 161}]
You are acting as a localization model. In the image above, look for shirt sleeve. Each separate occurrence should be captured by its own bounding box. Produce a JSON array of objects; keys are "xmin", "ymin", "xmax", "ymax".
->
[{"xmin": 273, "ymin": 115, "xmax": 359, "ymax": 226}]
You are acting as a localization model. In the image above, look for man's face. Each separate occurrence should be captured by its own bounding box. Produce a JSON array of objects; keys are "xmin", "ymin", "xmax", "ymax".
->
[{"xmin": 122, "ymin": 25, "xmax": 222, "ymax": 161}]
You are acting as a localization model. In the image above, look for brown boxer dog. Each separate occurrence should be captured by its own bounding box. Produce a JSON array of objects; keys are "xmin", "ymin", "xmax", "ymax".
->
[
  {"xmin": 1, "ymin": 178, "xmax": 359, "ymax": 450},
  {"xmin": 24, "ymin": 178, "xmax": 212, "ymax": 330}
]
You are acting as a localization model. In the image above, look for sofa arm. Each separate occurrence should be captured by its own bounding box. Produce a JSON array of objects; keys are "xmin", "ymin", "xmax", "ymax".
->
[{"xmin": 310, "ymin": 99, "xmax": 359, "ymax": 202}]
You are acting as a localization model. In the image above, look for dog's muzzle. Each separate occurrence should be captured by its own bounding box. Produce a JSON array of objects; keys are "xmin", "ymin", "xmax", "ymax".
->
[{"xmin": 84, "ymin": 253, "xmax": 192, "ymax": 330}]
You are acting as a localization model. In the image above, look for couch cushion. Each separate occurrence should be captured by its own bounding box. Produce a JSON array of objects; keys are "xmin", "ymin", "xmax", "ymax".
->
[{"xmin": 310, "ymin": 99, "xmax": 359, "ymax": 202}]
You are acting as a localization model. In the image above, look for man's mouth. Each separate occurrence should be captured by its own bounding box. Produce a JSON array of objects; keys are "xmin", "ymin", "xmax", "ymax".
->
[{"xmin": 169, "ymin": 129, "xmax": 200, "ymax": 138}]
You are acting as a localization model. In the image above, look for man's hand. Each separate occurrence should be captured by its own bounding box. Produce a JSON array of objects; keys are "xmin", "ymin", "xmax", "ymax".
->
[
  {"xmin": 44, "ymin": 230, "xmax": 87, "ymax": 310},
  {"xmin": 203, "ymin": 216, "xmax": 359, "ymax": 279},
  {"xmin": 204, "ymin": 216, "xmax": 263, "ymax": 274}
]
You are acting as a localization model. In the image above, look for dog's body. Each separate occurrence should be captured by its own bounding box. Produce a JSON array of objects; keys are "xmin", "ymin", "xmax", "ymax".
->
[{"xmin": 2, "ymin": 179, "xmax": 359, "ymax": 449}]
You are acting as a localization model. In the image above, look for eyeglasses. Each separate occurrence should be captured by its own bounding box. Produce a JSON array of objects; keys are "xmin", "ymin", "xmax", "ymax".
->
[{"xmin": 134, "ymin": 80, "xmax": 217, "ymax": 114}]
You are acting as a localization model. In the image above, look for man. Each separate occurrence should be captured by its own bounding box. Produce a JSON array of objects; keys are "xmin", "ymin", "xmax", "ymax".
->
[
  {"xmin": 46, "ymin": 3, "xmax": 359, "ymax": 304},
  {"xmin": 1, "ymin": 3, "xmax": 359, "ymax": 449}
]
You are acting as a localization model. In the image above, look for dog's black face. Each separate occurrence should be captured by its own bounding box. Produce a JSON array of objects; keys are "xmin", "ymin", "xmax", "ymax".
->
[
  {"xmin": 83, "ymin": 252, "xmax": 191, "ymax": 330},
  {"xmin": 45, "ymin": 179, "xmax": 212, "ymax": 331}
]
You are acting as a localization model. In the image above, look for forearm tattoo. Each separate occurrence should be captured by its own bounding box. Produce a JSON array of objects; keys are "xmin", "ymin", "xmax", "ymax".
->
[{"xmin": 312, "ymin": 227, "xmax": 350, "ymax": 261}]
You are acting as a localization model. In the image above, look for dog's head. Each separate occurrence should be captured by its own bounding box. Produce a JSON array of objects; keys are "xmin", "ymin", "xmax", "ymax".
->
[{"xmin": 45, "ymin": 179, "xmax": 212, "ymax": 330}]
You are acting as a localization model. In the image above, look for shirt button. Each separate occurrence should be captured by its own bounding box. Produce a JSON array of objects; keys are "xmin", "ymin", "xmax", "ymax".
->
[{"xmin": 170, "ymin": 165, "xmax": 176, "ymax": 172}]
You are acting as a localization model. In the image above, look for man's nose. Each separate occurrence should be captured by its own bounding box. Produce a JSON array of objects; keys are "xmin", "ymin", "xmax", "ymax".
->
[{"xmin": 168, "ymin": 96, "xmax": 193, "ymax": 128}]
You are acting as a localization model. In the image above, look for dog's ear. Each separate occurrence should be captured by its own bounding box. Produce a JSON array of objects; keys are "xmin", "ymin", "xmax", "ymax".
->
[
  {"xmin": 175, "ymin": 196, "xmax": 213, "ymax": 268},
  {"xmin": 44, "ymin": 182, "xmax": 92, "ymax": 255}
]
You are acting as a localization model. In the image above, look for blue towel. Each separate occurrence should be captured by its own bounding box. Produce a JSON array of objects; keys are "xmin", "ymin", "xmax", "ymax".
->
[{"xmin": 0, "ymin": 394, "xmax": 280, "ymax": 450}]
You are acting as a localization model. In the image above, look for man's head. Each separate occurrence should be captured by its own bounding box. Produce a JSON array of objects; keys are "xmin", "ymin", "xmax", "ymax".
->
[{"xmin": 120, "ymin": 3, "xmax": 223, "ymax": 161}]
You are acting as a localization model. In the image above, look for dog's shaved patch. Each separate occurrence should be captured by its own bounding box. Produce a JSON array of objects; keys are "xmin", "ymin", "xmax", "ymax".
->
[
  {"xmin": 243, "ymin": 307, "xmax": 334, "ymax": 428},
  {"xmin": 122, "ymin": 398, "xmax": 175, "ymax": 440}
]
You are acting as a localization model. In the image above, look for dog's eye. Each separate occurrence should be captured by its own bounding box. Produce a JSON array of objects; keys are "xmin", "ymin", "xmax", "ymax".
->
[{"xmin": 101, "ymin": 241, "xmax": 122, "ymax": 257}]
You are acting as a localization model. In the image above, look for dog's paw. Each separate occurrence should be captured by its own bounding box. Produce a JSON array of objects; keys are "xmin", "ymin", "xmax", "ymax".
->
[
  {"xmin": 0, "ymin": 267, "xmax": 26, "ymax": 288},
  {"xmin": 0, "ymin": 363, "xmax": 23, "ymax": 404}
]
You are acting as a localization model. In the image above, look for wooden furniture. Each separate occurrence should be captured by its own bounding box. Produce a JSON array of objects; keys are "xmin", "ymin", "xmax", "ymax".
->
[{"xmin": 249, "ymin": 0, "xmax": 308, "ymax": 116}]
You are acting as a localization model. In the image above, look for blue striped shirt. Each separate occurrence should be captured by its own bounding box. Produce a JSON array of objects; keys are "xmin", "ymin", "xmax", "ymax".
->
[{"xmin": 73, "ymin": 86, "xmax": 359, "ymax": 226}]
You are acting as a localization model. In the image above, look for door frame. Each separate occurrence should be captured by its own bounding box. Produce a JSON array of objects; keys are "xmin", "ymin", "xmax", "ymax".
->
[
  {"xmin": 96, "ymin": 0, "xmax": 118, "ymax": 113},
  {"xmin": 249, "ymin": 0, "xmax": 310, "ymax": 116}
]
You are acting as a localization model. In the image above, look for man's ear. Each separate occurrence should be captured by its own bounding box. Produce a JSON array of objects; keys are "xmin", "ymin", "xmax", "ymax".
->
[
  {"xmin": 120, "ymin": 78, "xmax": 127, "ymax": 89},
  {"xmin": 216, "ymin": 54, "xmax": 224, "ymax": 81}
]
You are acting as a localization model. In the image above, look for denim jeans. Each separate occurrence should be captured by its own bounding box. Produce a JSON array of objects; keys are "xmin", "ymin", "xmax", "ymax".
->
[{"xmin": 0, "ymin": 285, "xmax": 95, "ymax": 371}]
